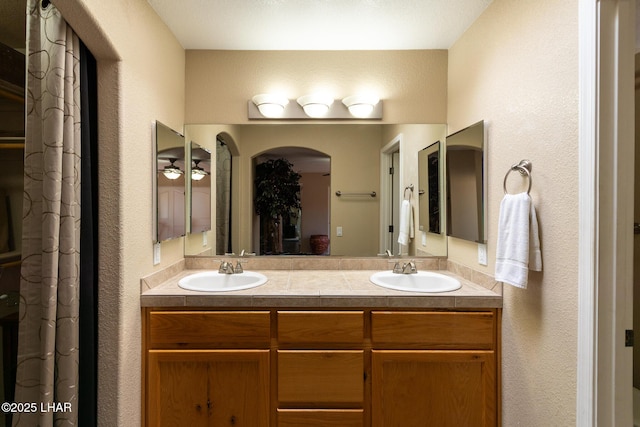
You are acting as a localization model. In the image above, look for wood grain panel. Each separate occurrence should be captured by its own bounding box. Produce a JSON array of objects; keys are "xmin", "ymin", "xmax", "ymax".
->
[
  {"xmin": 147, "ymin": 350, "xmax": 270, "ymax": 427},
  {"xmin": 149, "ymin": 311, "xmax": 270, "ymax": 348},
  {"xmin": 277, "ymin": 311, "xmax": 364, "ymax": 346},
  {"xmin": 371, "ymin": 350, "xmax": 496, "ymax": 427},
  {"xmin": 371, "ymin": 311, "xmax": 495, "ymax": 349},
  {"xmin": 278, "ymin": 350, "xmax": 364, "ymax": 404},
  {"xmin": 277, "ymin": 409, "xmax": 364, "ymax": 427}
]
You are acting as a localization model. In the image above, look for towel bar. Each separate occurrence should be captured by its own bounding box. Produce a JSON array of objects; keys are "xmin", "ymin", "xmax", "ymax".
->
[
  {"xmin": 503, "ymin": 159, "xmax": 532, "ymax": 195},
  {"xmin": 335, "ymin": 190, "xmax": 376, "ymax": 198}
]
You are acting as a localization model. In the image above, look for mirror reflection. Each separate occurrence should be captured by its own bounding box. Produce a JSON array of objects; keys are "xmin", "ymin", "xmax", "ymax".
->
[
  {"xmin": 215, "ymin": 137, "xmax": 232, "ymax": 255},
  {"xmin": 184, "ymin": 124, "xmax": 448, "ymax": 257},
  {"xmin": 418, "ymin": 140, "xmax": 442, "ymax": 235},
  {"xmin": 254, "ymin": 148, "xmax": 330, "ymax": 255},
  {"xmin": 189, "ymin": 142, "xmax": 212, "ymax": 234},
  {"xmin": 446, "ymin": 120, "xmax": 486, "ymax": 243},
  {"xmin": 155, "ymin": 121, "xmax": 186, "ymax": 242}
]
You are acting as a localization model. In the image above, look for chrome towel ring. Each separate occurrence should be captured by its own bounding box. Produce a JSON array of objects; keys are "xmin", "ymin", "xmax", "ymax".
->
[{"xmin": 503, "ymin": 159, "xmax": 532, "ymax": 195}]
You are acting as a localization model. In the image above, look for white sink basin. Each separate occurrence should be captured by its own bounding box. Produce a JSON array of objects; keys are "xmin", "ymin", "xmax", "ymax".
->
[
  {"xmin": 178, "ymin": 271, "xmax": 268, "ymax": 292},
  {"xmin": 370, "ymin": 271, "xmax": 461, "ymax": 293}
]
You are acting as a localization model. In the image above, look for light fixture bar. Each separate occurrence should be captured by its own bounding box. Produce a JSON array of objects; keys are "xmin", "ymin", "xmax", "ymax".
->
[{"xmin": 248, "ymin": 98, "xmax": 382, "ymax": 120}]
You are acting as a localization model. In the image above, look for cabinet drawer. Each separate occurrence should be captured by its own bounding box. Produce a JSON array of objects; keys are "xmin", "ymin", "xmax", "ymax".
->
[
  {"xmin": 277, "ymin": 311, "xmax": 364, "ymax": 347},
  {"xmin": 277, "ymin": 409, "xmax": 363, "ymax": 427},
  {"xmin": 278, "ymin": 350, "xmax": 364, "ymax": 404},
  {"xmin": 371, "ymin": 311, "xmax": 495, "ymax": 349},
  {"xmin": 148, "ymin": 311, "xmax": 271, "ymax": 348}
]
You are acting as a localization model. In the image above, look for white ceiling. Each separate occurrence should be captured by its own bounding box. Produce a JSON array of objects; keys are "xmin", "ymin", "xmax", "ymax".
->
[{"xmin": 146, "ymin": 0, "xmax": 494, "ymax": 50}]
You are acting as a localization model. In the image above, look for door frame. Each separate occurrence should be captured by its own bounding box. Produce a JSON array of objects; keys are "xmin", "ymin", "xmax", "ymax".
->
[
  {"xmin": 577, "ymin": 0, "xmax": 634, "ymax": 425},
  {"xmin": 380, "ymin": 134, "xmax": 403, "ymax": 254}
]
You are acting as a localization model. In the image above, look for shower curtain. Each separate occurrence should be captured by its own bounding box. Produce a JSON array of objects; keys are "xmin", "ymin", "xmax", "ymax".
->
[{"xmin": 14, "ymin": 1, "xmax": 81, "ymax": 425}]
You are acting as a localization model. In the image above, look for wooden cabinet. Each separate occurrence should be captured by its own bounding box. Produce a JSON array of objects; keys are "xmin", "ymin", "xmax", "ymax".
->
[
  {"xmin": 144, "ymin": 311, "xmax": 271, "ymax": 427},
  {"xmin": 143, "ymin": 308, "xmax": 500, "ymax": 426},
  {"xmin": 371, "ymin": 311, "xmax": 498, "ymax": 427}
]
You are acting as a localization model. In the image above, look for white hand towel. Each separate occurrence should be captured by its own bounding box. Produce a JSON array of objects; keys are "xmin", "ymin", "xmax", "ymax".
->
[
  {"xmin": 398, "ymin": 199, "xmax": 414, "ymax": 246},
  {"xmin": 495, "ymin": 193, "xmax": 542, "ymax": 289}
]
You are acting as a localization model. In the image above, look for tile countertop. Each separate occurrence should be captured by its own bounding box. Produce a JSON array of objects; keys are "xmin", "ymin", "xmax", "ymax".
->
[{"xmin": 140, "ymin": 265, "xmax": 503, "ymax": 309}]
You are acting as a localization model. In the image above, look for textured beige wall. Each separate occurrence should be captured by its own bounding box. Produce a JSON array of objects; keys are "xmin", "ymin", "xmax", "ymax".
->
[
  {"xmin": 52, "ymin": 0, "xmax": 185, "ymax": 425},
  {"xmin": 185, "ymin": 50, "xmax": 448, "ymax": 124},
  {"xmin": 448, "ymin": 0, "xmax": 579, "ymax": 424}
]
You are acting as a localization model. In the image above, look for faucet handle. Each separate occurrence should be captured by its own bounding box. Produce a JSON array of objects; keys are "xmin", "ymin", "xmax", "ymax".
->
[
  {"xmin": 234, "ymin": 260, "xmax": 246, "ymax": 273},
  {"xmin": 392, "ymin": 262, "xmax": 403, "ymax": 274},
  {"xmin": 217, "ymin": 260, "xmax": 228, "ymax": 274}
]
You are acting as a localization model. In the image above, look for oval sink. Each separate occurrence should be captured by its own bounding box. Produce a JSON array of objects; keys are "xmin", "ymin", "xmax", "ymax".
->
[
  {"xmin": 370, "ymin": 271, "xmax": 461, "ymax": 293},
  {"xmin": 178, "ymin": 271, "xmax": 268, "ymax": 292}
]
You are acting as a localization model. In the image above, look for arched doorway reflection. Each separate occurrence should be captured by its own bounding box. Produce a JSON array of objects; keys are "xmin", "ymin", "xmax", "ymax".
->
[{"xmin": 253, "ymin": 147, "xmax": 330, "ymax": 255}]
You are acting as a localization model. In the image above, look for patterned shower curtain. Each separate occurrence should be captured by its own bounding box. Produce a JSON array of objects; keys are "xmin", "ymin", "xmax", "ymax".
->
[{"xmin": 14, "ymin": 1, "xmax": 81, "ymax": 426}]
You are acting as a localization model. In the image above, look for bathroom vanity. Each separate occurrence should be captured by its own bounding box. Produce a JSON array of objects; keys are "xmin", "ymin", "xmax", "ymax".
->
[{"xmin": 141, "ymin": 262, "xmax": 502, "ymax": 426}]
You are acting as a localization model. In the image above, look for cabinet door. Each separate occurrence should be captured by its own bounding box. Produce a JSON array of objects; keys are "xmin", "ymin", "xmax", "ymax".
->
[
  {"xmin": 147, "ymin": 352, "xmax": 209, "ymax": 427},
  {"xmin": 372, "ymin": 350, "xmax": 496, "ymax": 427},
  {"xmin": 147, "ymin": 350, "xmax": 270, "ymax": 427}
]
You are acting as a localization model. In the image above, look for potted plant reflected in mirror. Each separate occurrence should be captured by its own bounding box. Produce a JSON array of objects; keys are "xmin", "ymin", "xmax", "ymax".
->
[{"xmin": 254, "ymin": 158, "xmax": 301, "ymax": 255}]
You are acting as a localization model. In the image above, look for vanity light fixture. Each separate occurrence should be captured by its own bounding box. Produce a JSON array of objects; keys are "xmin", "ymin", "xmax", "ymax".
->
[
  {"xmin": 296, "ymin": 93, "xmax": 334, "ymax": 118},
  {"xmin": 251, "ymin": 94, "xmax": 289, "ymax": 118},
  {"xmin": 191, "ymin": 160, "xmax": 209, "ymax": 181},
  {"xmin": 342, "ymin": 94, "xmax": 380, "ymax": 118},
  {"xmin": 248, "ymin": 92, "xmax": 382, "ymax": 120},
  {"xmin": 163, "ymin": 159, "xmax": 183, "ymax": 180}
]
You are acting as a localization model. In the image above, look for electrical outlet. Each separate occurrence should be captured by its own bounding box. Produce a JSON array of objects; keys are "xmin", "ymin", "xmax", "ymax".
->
[
  {"xmin": 202, "ymin": 232, "xmax": 208, "ymax": 246},
  {"xmin": 153, "ymin": 243, "xmax": 161, "ymax": 265},
  {"xmin": 477, "ymin": 243, "xmax": 487, "ymax": 266},
  {"xmin": 336, "ymin": 226, "xmax": 343, "ymax": 237}
]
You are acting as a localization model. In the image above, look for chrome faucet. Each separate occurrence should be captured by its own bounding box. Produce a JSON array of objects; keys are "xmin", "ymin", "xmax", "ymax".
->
[
  {"xmin": 218, "ymin": 250, "xmax": 256, "ymax": 274},
  {"xmin": 391, "ymin": 259, "xmax": 417, "ymax": 274},
  {"xmin": 401, "ymin": 260, "xmax": 417, "ymax": 274}
]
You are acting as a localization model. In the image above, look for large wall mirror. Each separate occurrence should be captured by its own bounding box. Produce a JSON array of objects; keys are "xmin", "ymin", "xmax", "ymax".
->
[
  {"xmin": 184, "ymin": 123, "xmax": 451, "ymax": 258},
  {"xmin": 155, "ymin": 121, "xmax": 186, "ymax": 242},
  {"xmin": 445, "ymin": 120, "xmax": 486, "ymax": 243}
]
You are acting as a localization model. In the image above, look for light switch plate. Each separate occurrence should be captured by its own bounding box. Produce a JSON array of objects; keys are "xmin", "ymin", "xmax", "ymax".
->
[
  {"xmin": 478, "ymin": 243, "xmax": 487, "ymax": 266},
  {"xmin": 153, "ymin": 243, "xmax": 161, "ymax": 265},
  {"xmin": 336, "ymin": 226, "xmax": 343, "ymax": 237}
]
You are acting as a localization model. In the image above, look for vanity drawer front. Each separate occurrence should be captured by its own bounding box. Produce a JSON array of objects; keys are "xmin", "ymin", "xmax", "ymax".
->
[
  {"xmin": 371, "ymin": 311, "xmax": 495, "ymax": 349},
  {"xmin": 278, "ymin": 350, "xmax": 364, "ymax": 404},
  {"xmin": 148, "ymin": 311, "xmax": 271, "ymax": 348},
  {"xmin": 277, "ymin": 409, "xmax": 364, "ymax": 427},
  {"xmin": 277, "ymin": 311, "xmax": 364, "ymax": 347}
]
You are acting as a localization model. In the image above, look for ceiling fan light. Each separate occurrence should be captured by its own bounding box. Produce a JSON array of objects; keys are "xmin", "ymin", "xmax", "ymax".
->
[
  {"xmin": 163, "ymin": 165, "xmax": 183, "ymax": 180},
  {"xmin": 191, "ymin": 164, "xmax": 209, "ymax": 181}
]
